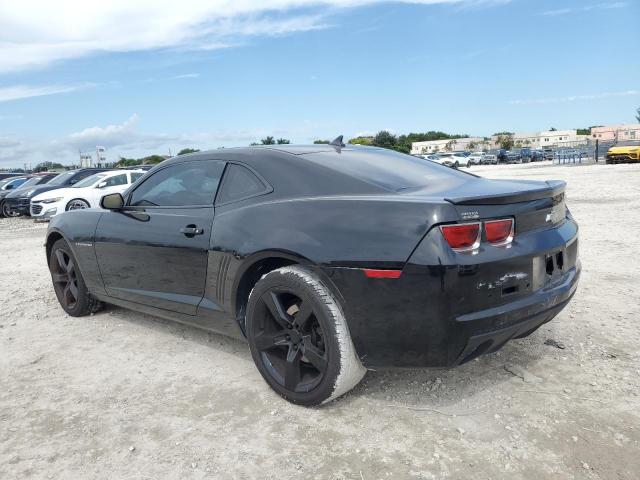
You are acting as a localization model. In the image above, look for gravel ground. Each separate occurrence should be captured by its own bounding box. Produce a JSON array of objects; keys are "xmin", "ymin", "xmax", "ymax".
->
[{"xmin": 1, "ymin": 161, "xmax": 639, "ymax": 479}]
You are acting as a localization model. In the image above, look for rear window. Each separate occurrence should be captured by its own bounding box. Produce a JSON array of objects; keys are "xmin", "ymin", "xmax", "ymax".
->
[{"xmin": 304, "ymin": 148, "xmax": 473, "ymax": 191}]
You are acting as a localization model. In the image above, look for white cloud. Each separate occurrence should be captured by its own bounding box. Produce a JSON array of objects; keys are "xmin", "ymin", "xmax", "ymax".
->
[
  {"xmin": 541, "ymin": 2, "xmax": 627, "ymax": 16},
  {"xmin": 0, "ymin": 83, "xmax": 95, "ymax": 102},
  {"xmin": 510, "ymin": 89, "xmax": 640, "ymax": 105},
  {"xmin": 172, "ymin": 73, "xmax": 200, "ymax": 79},
  {"xmin": 0, "ymin": 114, "xmax": 271, "ymax": 167},
  {"xmin": 0, "ymin": 1, "xmax": 502, "ymax": 73}
]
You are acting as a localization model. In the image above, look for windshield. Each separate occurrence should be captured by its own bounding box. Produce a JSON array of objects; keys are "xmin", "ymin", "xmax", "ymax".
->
[
  {"xmin": 72, "ymin": 173, "xmax": 108, "ymax": 188},
  {"xmin": 47, "ymin": 171, "xmax": 76, "ymax": 185},
  {"xmin": 14, "ymin": 177, "xmax": 40, "ymax": 189}
]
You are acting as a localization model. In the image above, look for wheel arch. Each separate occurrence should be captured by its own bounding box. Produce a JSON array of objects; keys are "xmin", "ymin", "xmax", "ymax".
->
[
  {"xmin": 45, "ymin": 229, "xmax": 66, "ymax": 263},
  {"xmin": 231, "ymin": 250, "xmax": 342, "ymax": 334}
]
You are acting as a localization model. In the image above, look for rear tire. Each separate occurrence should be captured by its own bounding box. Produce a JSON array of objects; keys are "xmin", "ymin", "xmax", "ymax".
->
[
  {"xmin": 49, "ymin": 239, "xmax": 102, "ymax": 316},
  {"xmin": 246, "ymin": 265, "xmax": 366, "ymax": 406}
]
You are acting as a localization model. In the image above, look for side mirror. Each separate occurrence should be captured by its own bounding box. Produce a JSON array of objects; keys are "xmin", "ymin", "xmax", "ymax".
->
[
  {"xmin": 97, "ymin": 181, "xmax": 107, "ymax": 189},
  {"xmin": 101, "ymin": 192, "xmax": 124, "ymax": 210}
]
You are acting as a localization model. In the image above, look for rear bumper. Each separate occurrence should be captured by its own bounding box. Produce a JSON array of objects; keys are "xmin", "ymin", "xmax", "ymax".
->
[
  {"xmin": 454, "ymin": 263, "xmax": 579, "ymax": 364},
  {"xmin": 325, "ymin": 218, "xmax": 580, "ymax": 368}
]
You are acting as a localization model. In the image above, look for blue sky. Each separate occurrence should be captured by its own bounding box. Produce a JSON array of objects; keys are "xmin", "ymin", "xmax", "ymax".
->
[{"xmin": 0, "ymin": 0, "xmax": 638, "ymax": 167}]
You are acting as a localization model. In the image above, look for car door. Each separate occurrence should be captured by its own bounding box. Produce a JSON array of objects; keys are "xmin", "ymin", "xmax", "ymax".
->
[{"xmin": 94, "ymin": 160, "xmax": 225, "ymax": 315}]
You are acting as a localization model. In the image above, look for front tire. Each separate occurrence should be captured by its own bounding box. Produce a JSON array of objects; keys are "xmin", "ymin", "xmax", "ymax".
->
[
  {"xmin": 246, "ymin": 265, "xmax": 366, "ymax": 406},
  {"xmin": 49, "ymin": 239, "xmax": 102, "ymax": 316},
  {"xmin": 66, "ymin": 198, "xmax": 90, "ymax": 211},
  {"xmin": 1, "ymin": 201, "xmax": 20, "ymax": 217}
]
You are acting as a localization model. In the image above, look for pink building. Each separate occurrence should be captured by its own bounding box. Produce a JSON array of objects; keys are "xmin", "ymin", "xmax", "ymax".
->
[{"xmin": 591, "ymin": 124, "xmax": 640, "ymax": 142}]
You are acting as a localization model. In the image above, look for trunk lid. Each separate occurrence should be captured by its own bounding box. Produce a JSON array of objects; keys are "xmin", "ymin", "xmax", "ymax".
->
[{"xmin": 444, "ymin": 179, "xmax": 567, "ymax": 233}]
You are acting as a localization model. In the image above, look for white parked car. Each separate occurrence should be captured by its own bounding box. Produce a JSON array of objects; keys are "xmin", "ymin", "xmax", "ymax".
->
[
  {"xmin": 481, "ymin": 154, "xmax": 498, "ymax": 165},
  {"xmin": 418, "ymin": 154, "xmax": 440, "ymax": 162},
  {"xmin": 465, "ymin": 152, "xmax": 484, "ymax": 167},
  {"xmin": 432, "ymin": 153, "xmax": 468, "ymax": 168},
  {"xmin": 30, "ymin": 170, "xmax": 146, "ymax": 220}
]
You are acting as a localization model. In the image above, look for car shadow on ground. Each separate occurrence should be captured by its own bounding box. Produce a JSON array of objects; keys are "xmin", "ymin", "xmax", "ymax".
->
[
  {"xmin": 99, "ymin": 303, "xmax": 552, "ymax": 409},
  {"xmin": 101, "ymin": 304, "xmax": 253, "ymax": 362}
]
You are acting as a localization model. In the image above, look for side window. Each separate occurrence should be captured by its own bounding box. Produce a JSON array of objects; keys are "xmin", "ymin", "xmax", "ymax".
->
[
  {"xmin": 129, "ymin": 161, "xmax": 225, "ymax": 207},
  {"xmin": 130, "ymin": 172, "xmax": 145, "ymax": 183},
  {"xmin": 103, "ymin": 174, "xmax": 127, "ymax": 187},
  {"xmin": 217, "ymin": 164, "xmax": 267, "ymax": 204}
]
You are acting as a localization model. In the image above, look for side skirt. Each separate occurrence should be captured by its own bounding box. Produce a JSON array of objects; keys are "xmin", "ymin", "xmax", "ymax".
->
[{"xmin": 91, "ymin": 292, "xmax": 247, "ymax": 341}]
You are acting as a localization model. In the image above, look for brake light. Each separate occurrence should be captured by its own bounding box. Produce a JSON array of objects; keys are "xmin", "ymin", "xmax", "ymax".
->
[
  {"xmin": 485, "ymin": 218, "xmax": 514, "ymax": 246},
  {"xmin": 440, "ymin": 222, "xmax": 481, "ymax": 252},
  {"xmin": 363, "ymin": 269, "xmax": 402, "ymax": 279}
]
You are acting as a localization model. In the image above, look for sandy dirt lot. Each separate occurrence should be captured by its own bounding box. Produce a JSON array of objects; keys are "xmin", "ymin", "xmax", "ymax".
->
[{"xmin": 1, "ymin": 161, "xmax": 639, "ymax": 479}]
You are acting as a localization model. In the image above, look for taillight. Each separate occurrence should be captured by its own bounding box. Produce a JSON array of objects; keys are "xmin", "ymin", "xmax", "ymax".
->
[
  {"xmin": 485, "ymin": 218, "xmax": 514, "ymax": 246},
  {"xmin": 440, "ymin": 222, "xmax": 481, "ymax": 252}
]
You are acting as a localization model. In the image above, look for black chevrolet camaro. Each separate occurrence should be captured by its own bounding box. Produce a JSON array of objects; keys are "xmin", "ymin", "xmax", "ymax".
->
[{"xmin": 45, "ymin": 142, "xmax": 580, "ymax": 405}]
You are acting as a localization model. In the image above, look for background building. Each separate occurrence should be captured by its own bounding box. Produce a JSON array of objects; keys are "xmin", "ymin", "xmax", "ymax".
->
[
  {"xmin": 590, "ymin": 124, "xmax": 640, "ymax": 142},
  {"xmin": 490, "ymin": 129, "xmax": 589, "ymax": 149},
  {"xmin": 411, "ymin": 137, "xmax": 485, "ymax": 155}
]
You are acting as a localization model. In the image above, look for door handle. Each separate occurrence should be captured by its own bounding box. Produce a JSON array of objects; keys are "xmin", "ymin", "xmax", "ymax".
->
[{"xmin": 180, "ymin": 225, "xmax": 204, "ymax": 236}]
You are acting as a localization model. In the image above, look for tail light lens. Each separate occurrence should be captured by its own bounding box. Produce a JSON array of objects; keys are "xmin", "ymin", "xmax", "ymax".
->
[
  {"xmin": 440, "ymin": 222, "xmax": 481, "ymax": 252},
  {"xmin": 485, "ymin": 218, "xmax": 514, "ymax": 246}
]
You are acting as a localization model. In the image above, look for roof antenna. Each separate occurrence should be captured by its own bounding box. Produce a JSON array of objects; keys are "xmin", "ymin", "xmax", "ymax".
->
[{"xmin": 329, "ymin": 135, "xmax": 345, "ymax": 148}]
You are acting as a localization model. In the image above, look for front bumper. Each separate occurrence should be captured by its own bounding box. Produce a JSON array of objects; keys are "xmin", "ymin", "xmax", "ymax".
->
[
  {"xmin": 30, "ymin": 201, "xmax": 62, "ymax": 220},
  {"xmin": 606, "ymin": 153, "xmax": 639, "ymax": 164},
  {"xmin": 4, "ymin": 197, "xmax": 31, "ymax": 215}
]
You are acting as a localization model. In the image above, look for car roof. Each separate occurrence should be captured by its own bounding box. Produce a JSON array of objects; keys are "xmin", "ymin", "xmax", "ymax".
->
[{"xmin": 165, "ymin": 144, "xmax": 473, "ymax": 194}]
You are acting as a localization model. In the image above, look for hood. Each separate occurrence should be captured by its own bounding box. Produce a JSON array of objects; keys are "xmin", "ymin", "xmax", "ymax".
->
[
  {"xmin": 608, "ymin": 146, "xmax": 639, "ymax": 154},
  {"xmin": 13, "ymin": 183, "xmax": 66, "ymax": 199},
  {"xmin": 33, "ymin": 187, "xmax": 75, "ymax": 202}
]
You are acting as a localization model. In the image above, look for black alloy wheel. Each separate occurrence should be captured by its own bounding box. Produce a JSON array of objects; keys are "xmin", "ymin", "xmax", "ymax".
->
[
  {"xmin": 51, "ymin": 247, "xmax": 80, "ymax": 310},
  {"xmin": 49, "ymin": 239, "xmax": 102, "ymax": 316},
  {"xmin": 246, "ymin": 266, "xmax": 365, "ymax": 406},
  {"xmin": 254, "ymin": 289, "xmax": 328, "ymax": 393}
]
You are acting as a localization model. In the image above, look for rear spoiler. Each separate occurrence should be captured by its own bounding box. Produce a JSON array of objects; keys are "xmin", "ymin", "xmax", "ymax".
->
[{"xmin": 445, "ymin": 180, "xmax": 566, "ymax": 205}]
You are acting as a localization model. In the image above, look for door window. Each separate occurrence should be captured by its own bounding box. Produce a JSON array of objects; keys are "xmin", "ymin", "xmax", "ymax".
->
[
  {"xmin": 129, "ymin": 161, "xmax": 224, "ymax": 207},
  {"xmin": 103, "ymin": 174, "xmax": 127, "ymax": 187}
]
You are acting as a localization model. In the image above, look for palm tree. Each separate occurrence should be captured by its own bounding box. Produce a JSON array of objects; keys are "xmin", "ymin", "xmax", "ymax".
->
[{"xmin": 445, "ymin": 139, "xmax": 457, "ymax": 152}]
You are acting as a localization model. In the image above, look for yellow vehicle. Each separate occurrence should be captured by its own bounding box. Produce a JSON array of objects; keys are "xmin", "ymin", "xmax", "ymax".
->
[{"xmin": 606, "ymin": 142, "xmax": 640, "ymax": 164}]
